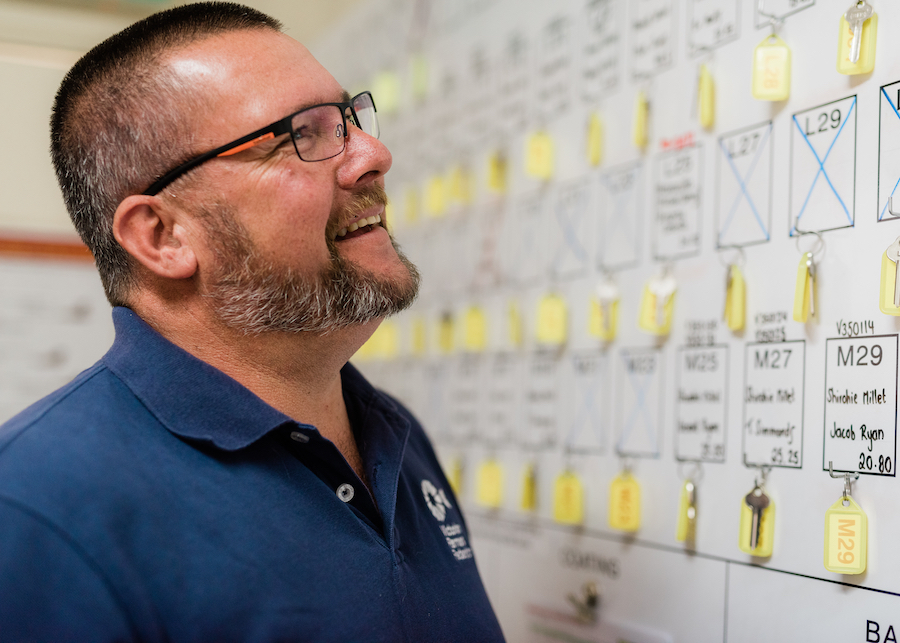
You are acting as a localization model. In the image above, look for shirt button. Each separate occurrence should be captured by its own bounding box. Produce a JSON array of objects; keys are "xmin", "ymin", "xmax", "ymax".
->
[
  {"xmin": 336, "ymin": 483, "xmax": 355, "ymax": 503},
  {"xmin": 290, "ymin": 431, "xmax": 310, "ymax": 443}
]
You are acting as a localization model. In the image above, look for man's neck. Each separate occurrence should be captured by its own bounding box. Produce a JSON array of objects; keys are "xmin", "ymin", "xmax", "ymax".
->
[{"xmin": 133, "ymin": 298, "xmax": 379, "ymax": 482}]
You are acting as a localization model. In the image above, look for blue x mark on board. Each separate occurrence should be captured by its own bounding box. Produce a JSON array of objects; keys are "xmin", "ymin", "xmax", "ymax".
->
[
  {"xmin": 879, "ymin": 87, "xmax": 900, "ymax": 221},
  {"xmin": 565, "ymin": 358, "xmax": 605, "ymax": 451},
  {"xmin": 616, "ymin": 353, "xmax": 659, "ymax": 455},
  {"xmin": 551, "ymin": 185, "xmax": 589, "ymax": 275},
  {"xmin": 791, "ymin": 97, "xmax": 856, "ymax": 235},
  {"xmin": 718, "ymin": 125, "xmax": 771, "ymax": 244}
]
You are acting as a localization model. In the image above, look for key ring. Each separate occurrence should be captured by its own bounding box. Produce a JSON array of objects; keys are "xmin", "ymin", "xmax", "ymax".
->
[
  {"xmin": 678, "ymin": 461, "xmax": 704, "ymax": 483},
  {"xmin": 794, "ymin": 230, "xmax": 825, "ymax": 259},
  {"xmin": 717, "ymin": 246, "xmax": 746, "ymax": 269},
  {"xmin": 757, "ymin": 0, "xmax": 785, "ymax": 34},
  {"xmin": 828, "ymin": 460, "xmax": 859, "ymax": 499}
]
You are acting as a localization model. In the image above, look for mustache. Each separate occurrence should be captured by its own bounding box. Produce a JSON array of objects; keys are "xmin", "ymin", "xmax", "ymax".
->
[{"xmin": 326, "ymin": 184, "xmax": 388, "ymax": 240}]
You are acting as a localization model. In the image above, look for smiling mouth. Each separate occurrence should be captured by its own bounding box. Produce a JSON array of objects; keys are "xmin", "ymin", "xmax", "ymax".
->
[{"xmin": 335, "ymin": 213, "xmax": 383, "ymax": 241}]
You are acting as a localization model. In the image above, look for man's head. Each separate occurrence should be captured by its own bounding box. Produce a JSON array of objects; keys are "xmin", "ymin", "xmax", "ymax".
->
[{"xmin": 51, "ymin": 2, "xmax": 418, "ymax": 334}]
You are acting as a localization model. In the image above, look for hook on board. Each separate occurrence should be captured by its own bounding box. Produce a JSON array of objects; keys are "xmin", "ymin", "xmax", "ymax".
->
[
  {"xmin": 889, "ymin": 196, "xmax": 900, "ymax": 217},
  {"xmin": 756, "ymin": 0, "xmax": 785, "ymax": 34},
  {"xmin": 828, "ymin": 461, "xmax": 860, "ymax": 498}
]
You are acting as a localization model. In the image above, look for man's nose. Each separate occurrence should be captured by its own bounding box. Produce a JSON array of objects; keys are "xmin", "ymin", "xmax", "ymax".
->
[{"xmin": 337, "ymin": 124, "xmax": 393, "ymax": 188}]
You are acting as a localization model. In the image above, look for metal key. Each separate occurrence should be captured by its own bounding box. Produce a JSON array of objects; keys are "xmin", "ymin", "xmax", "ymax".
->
[
  {"xmin": 887, "ymin": 237, "xmax": 900, "ymax": 306},
  {"xmin": 596, "ymin": 280, "xmax": 619, "ymax": 335},
  {"xmin": 744, "ymin": 486, "xmax": 770, "ymax": 551},
  {"xmin": 651, "ymin": 273, "xmax": 677, "ymax": 328},
  {"xmin": 684, "ymin": 480, "xmax": 697, "ymax": 541},
  {"xmin": 845, "ymin": 0, "xmax": 874, "ymax": 64},
  {"xmin": 805, "ymin": 253, "xmax": 817, "ymax": 319}
]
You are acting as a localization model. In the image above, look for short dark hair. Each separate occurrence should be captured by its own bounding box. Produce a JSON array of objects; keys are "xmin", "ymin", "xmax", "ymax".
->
[{"xmin": 50, "ymin": 2, "xmax": 282, "ymax": 306}]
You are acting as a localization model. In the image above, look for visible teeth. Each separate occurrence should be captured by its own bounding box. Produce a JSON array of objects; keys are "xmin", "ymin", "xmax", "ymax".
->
[
  {"xmin": 337, "ymin": 228, "xmax": 347, "ymax": 237},
  {"xmin": 375, "ymin": 214, "xmax": 382, "ymax": 224},
  {"xmin": 348, "ymin": 222, "xmax": 359, "ymax": 232},
  {"xmin": 365, "ymin": 215, "xmax": 378, "ymax": 226}
]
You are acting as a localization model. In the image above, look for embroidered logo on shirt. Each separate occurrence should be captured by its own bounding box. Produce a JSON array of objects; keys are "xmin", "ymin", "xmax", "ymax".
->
[
  {"xmin": 421, "ymin": 479, "xmax": 473, "ymax": 561},
  {"xmin": 422, "ymin": 479, "xmax": 452, "ymax": 521}
]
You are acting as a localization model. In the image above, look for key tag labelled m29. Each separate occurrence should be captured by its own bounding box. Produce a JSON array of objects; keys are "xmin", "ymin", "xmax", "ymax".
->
[
  {"xmin": 752, "ymin": 34, "xmax": 791, "ymax": 101},
  {"xmin": 553, "ymin": 470, "xmax": 585, "ymax": 526},
  {"xmin": 824, "ymin": 463, "xmax": 866, "ymax": 574},
  {"xmin": 609, "ymin": 470, "xmax": 641, "ymax": 532},
  {"xmin": 824, "ymin": 496, "xmax": 867, "ymax": 575},
  {"xmin": 879, "ymin": 236, "xmax": 900, "ymax": 315},
  {"xmin": 837, "ymin": 1, "xmax": 877, "ymax": 75}
]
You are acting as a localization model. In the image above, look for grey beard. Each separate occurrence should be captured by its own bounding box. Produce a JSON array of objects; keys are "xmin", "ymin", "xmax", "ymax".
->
[{"xmin": 201, "ymin": 206, "xmax": 420, "ymax": 336}]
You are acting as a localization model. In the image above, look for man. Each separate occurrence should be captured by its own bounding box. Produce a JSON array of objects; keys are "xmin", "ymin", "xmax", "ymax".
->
[{"xmin": 0, "ymin": 3, "xmax": 505, "ymax": 641}]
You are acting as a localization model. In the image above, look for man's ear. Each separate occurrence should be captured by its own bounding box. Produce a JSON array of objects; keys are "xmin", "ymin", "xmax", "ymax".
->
[{"xmin": 112, "ymin": 195, "xmax": 198, "ymax": 280}]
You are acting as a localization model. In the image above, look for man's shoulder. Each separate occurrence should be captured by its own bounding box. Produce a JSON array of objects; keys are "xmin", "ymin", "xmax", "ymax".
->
[{"xmin": 0, "ymin": 359, "xmax": 156, "ymax": 498}]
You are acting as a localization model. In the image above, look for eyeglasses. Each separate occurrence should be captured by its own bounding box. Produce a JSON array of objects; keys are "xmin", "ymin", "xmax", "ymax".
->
[{"xmin": 143, "ymin": 91, "xmax": 379, "ymax": 196}]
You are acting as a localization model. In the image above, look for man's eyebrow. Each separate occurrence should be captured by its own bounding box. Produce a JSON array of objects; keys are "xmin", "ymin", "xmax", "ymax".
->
[{"xmin": 287, "ymin": 90, "xmax": 352, "ymax": 115}]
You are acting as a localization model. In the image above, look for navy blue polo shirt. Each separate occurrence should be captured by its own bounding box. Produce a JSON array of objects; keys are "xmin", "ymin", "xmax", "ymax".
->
[{"xmin": 0, "ymin": 307, "xmax": 504, "ymax": 642}]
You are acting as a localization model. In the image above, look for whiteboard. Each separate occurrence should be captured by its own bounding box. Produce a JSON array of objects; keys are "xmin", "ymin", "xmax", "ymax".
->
[{"xmin": 317, "ymin": 0, "xmax": 900, "ymax": 639}]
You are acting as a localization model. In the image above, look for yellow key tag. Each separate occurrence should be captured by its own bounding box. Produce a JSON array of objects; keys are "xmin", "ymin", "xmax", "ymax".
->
[
  {"xmin": 587, "ymin": 112, "xmax": 603, "ymax": 166},
  {"xmin": 438, "ymin": 313, "xmax": 454, "ymax": 354},
  {"xmin": 632, "ymin": 91, "xmax": 649, "ymax": 149},
  {"xmin": 448, "ymin": 457, "xmax": 464, "ymax": 497},
  {"xmin": 520, "ymin": 463, "xmax": 537, "ymax": 511},
  {"xmin": 448, "ymin": 165, "xmax": 473, "ymax": 206},
  {"xmin": 463, "ymin": 306, "xmax": 488, "ymax": 352},
  {"xmin": 356, "ymin": 333, "xmax": 377, "ymax": 361},
  {"xmin": 724, "ymin": 264, "xmax": 746, "ymax": 331},
  {"xmin": 824, "ymin": 495, "xmax": 867, "ymax": 575},
  {"xmin": 638, "ymin": 276, "xmax": 676, "ymax": 336},
  {"xmin": 410, "ymin": 53, "xmax": 430, "ymax": 101},
  {"xmin": 837, "ymin": 12, "xmax": 877, "ymax": 75},
  {"xmin": 537, "ymin": 293, "xmax": 568, "ymax": 346},
  {"xmin": 553, "ymin": 471, "xmax": 585, "ymax": 525},
  {"xmin": 404, "ymin": 187, "xmax": 420, "ymax": 225},
  {"xmin": 525, "ymin": 131, "xmax": 555, "ymax": 180},
  {"xmin": 411, "ymin": 317, "xmax": 427, "ymax": 356},
  {"xmin": 739, "ymin": 494, "xmax": 775, "ymax": 557},
  {"xmin": 476, "ymin": 460, "xmax": 504, "ymax": 509},
  {"xmin": 698, "ymin": 64, "xmax": 715, "ymax": 129},
  {"xmin": 752, "ymin": 34, "xmax": 791, "ymax": 101},
  {"xmin": 425, "ymin": 175, "xmax": 447, "ymax": 218},
  {"xmin": 487, "ymin": 151, "xmax": 508, "ymax": 194},
  {"xmin": 372, "ymin": 70, "xmax": 401, "ymax": 115},
  {"xmin": 609, "ymin": 472, "xmax": 641, "ymax": 532},
  {"xmin": 793, "ymin": 252, "xmax": 816, "ymax": 323},
  {"xmin": 589, "ymin": 298, "xmax": 619, "ymax": 342},
  {"xmin": 675, "ymin": 479, "xmax": 697, "ymax": 543},
  {"xmin": 378, "ymin": 321, "xmax": 400, "ymax": 359},
  {"xmin": 880, "ymin": 242, "xmax": 900, "ymax": 315},
  {"xmin": 507, "ymin": 301, "xmax": 524, "ymax": 348}
]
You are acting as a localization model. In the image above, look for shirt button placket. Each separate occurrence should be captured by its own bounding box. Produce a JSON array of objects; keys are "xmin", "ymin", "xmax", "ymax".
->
[{"xmin": 336, "ymin": 483, "xmax": 355, "ymax": 503}]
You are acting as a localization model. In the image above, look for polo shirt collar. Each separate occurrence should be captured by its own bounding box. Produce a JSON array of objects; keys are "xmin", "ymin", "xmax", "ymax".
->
[{"xmin": 102, "ymin": 307, "xmax": 393, "ymax": 451}]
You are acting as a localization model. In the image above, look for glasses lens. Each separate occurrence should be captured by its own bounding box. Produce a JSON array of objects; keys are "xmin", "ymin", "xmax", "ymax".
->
[
  {"xmin": 291, "ymin": 105, "xmax": 346, "ymax": 161},
  {"xmin": 352, "ymin": 92, "xmax": 379, "ymax": 139}
]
